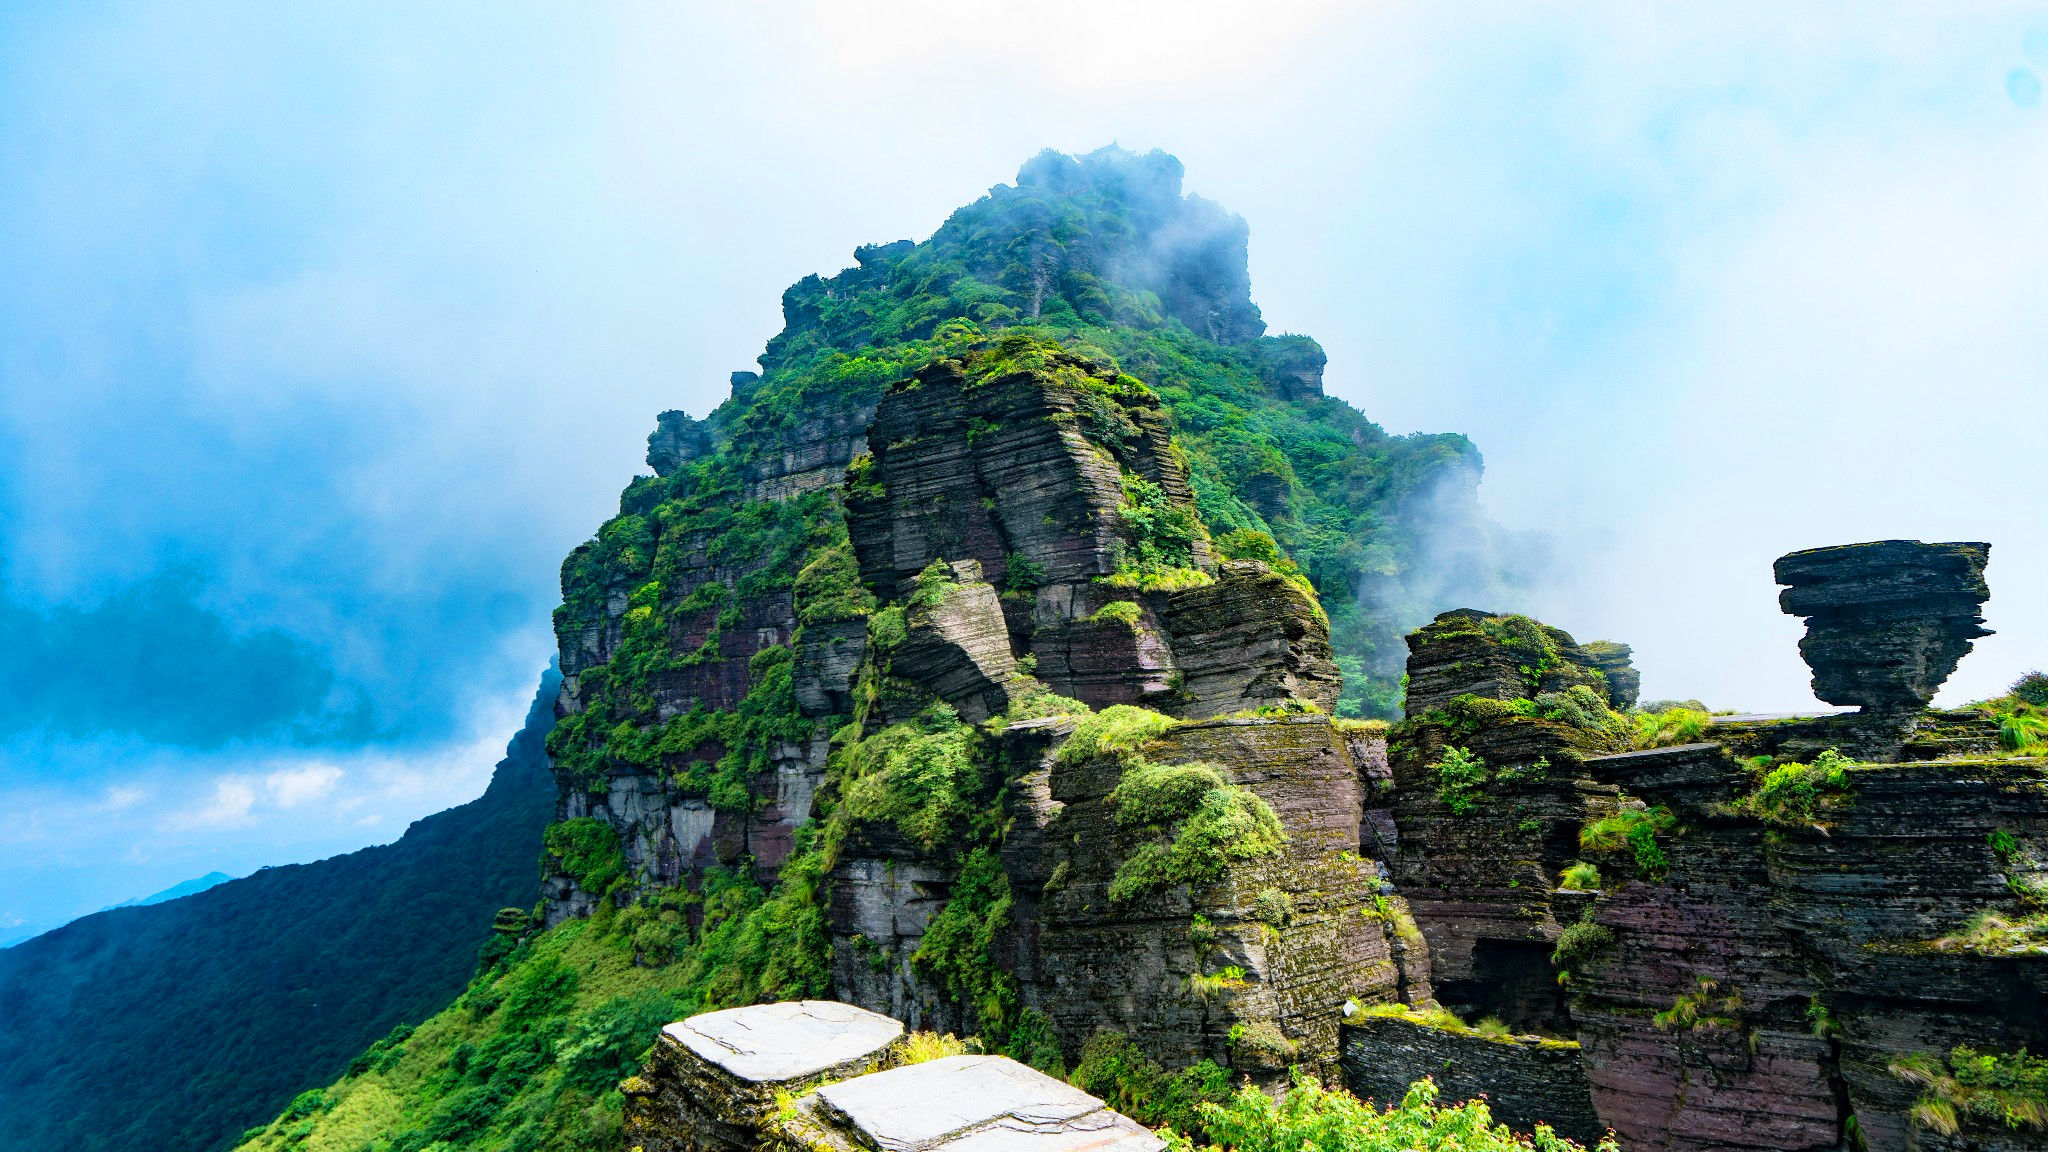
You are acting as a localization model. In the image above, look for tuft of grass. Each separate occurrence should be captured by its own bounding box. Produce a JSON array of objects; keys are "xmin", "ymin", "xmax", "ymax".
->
[
  {"xmin": 1635, "ymin": 706, "xmax": 1712, "ymax": 748},
  {"xmin": 1558, "ymin": 861, "xmax": 1601, "ymax": 892},
  {"xmin": 1183, "ymin": 965, "xmax": 1248, "ymax": 1001},
  {"xmin": 1581, "ymin": 806, "xmax": 1676, "ymax": 879},
  {"xmin": 1933, "ymin": 909, "xmax": 2048, "ymax": 953},
  {"xmin": 897, "ymin": 1031, "xmax": 972, "ymax": 1065},
  {"xmin": 1653, "ymin": 977, "xmax": 1743, "ymax": 1033},
  {"xmin": 1090, "ymin": 599, "xmax": 1144, "ymax": 628}
]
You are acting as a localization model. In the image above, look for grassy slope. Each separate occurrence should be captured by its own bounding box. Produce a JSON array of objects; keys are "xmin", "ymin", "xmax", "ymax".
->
[{"xmin": 0, "ymin": 670, "xmax": 559, "ymax": 1152}]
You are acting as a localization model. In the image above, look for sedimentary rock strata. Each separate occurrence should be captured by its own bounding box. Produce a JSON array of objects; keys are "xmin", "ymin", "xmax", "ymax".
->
[{"xmin": 1340, "ymin": 1013, "xmax": 1603, "ymax": 1145}]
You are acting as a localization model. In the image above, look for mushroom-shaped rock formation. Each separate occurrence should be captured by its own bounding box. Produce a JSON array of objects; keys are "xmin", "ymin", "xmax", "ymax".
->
[{"xmin": 1774, "ymin": 539, "xmax": 1991, "ymax": 713}]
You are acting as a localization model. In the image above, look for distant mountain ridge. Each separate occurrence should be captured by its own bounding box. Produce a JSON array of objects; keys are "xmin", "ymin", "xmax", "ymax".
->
[
  {"xmin": 0, "ymin": 666, "xmax": 561, "ymax": 1152},
  {"xmin": 108, "ymin": 870, "xmax": 236, "ymax": 909},
  {"xmin": 1, "ymin": 872, "xmax": 237, "ymax": 950}
]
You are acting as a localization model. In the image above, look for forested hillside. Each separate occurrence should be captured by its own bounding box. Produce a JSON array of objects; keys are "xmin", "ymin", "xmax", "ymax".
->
[{"xmin": 0, "ymin": 668, "xmax": 560, "ymax": 1152}]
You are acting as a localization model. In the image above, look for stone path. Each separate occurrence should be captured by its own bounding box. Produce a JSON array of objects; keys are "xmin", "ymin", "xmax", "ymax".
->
[
  {"xmin": 625, "ymin": 1000, "xmax": 1161, "ymax": 1152},
  {"xmin": 810, "ymin": 1054, "xmax": 1161, "ymax": 1152},
  {"xmin": 669, "ymin": 999, "xmax": 905, "ymax": 1083},
  {"xmin": 622, "ymin": 1000, "xmax": 904, "ymax": 1152}
]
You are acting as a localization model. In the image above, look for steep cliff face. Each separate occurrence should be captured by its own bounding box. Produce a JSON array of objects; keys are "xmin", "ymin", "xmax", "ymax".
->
[
  {"xmin": 538, "ymin": 147, "xmax": 1497, "ymax": 948},
  {"xmin": 527, "ymin": 149, "xmax": 1501, "ymax": 1107},
  {"xmin": 812, "ymin": 344, "xmax": 1404, "ymax": 1078}
]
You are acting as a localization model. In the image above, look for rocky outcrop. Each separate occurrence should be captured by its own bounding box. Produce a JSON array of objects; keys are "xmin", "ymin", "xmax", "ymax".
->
[
  {"xmin": 1402, "ymin": 610, "xmax": 1633, "ymax": 717},
  {"xmin": 1006, "ymin": 714, "xmax": 1419, "ymax": 1080},
  {"xmin": 624, "ymin": 1000, "xmax": 903, "ymax": 1152},
  {"xmin": 771, "ymin": 1052, "xmax": 1162, "ymax": 1152},
  {"xmin": 1571, "ymin": 735, "xmax": 2048, "ymax": 1151},
  {"xmin": 1571, "ymin": 745, "xmax": 1843, "ymax": 1152},
  {"xmin": 891, "ymin": 560, "xmax": 1037, "ymax": 724},
  {"xmin": 1578, "ymin": 642, "xmax": 1640, "ymax": 711},
  {"xmin": 1340, "ymin": 1014, "xmax": 1604, "ymax": 1145},
  {"xmin": 845, "ymin": 353, "xmax": 1333, "ymax": 720},
  {"xmin": 1776, "ymin": 539, "xmax": 1991, "ymax": 712},
  {"xmin": 1160, "ymin": 562, "xmax": 1341, "ymax": 718},
  {"xmin": 647, "ymin": 410, "xmax": 713, "ymax": 477}
]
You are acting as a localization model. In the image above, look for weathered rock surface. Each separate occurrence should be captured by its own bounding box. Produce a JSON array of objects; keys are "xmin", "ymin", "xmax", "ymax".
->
[
  {"xmin": 1574, "ymin": 747, "xmax": 1842, "ymax": 1152},
  {"xmin": 1578, "ymin": 641, "xmax": 1640, "ymax": 711},
  {"xmin": 844, "ymin": 354, "xmax": 1333, "ymax": 721},
  {"xmin": 1776, "ymin": 539, "xmax": 1991, "ymax": 712},
  {"xmin": 772, "ymin": 1054, "xmax": 1161, "ymax": 1152},
  {"xmin": 1160, "ymin": 561, "xmax": 1341, "ymax": 718},
  {"xmin": 647, "ymin": 410, "xmax": 713, "ymax": 477},
  {"xmin": 1386, "ymin": 710, "xmax": 1618, "ymax": 1032},
  {"xmin": 1576, "ymin": 742, "xmax": 2048, "ymax": 1152},
  {"xmin": 1340, "ymin": 1015, "xmax": 1605, "ymax": 1145},
  {"xmin": 1402, "ymin": 610, "xmax": 1629, "ymax": 717},
  {"xmin": 829, "ymin": 826, "xmax": 968, "ymax": 1036},
  {"xmin": 623, "ymin": 1000, "xmax": 903, "ymax": 1152},
  {"xmin": 1006, "ymin": 714, "xmax": 1419, "ymax": 1079},
  {"xmin": 893, "ymin": 561, "xmax": 1038, "ymax": 723}
]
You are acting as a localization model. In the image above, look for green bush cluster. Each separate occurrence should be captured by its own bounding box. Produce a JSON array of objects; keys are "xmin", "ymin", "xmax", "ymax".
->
[
  {"xmin": 910, "ymin": 848, "xmax": 1017, "ymax": 1037},
  {"xmin": 1114, "ymin": 471, "xmax": 1207, "ymax": 583},
  {"xmin": 2013, "ymin": 672, "xmax": 2048, "ymax": 707},
  {"xmin": 1892, "ymin": 1045, "xmax": 2048, "ymax": 1135},
  {"xmin": 1735, "ymin": 749, "xmax": 1855, "ymax": 826},
  {"xmin": 1069, "ymin": 1030, "xmax": 1232, "ymax": 1140},
  {"xmin": 1580, "ymin": 806, "xmax": 1676, "ymax": 880},
  {"xmin": 541, "ymin": 819, "xmax": 625, "ymax": 900},
  {"xmin": 1432, "ymin": 746, "xmax": 1489, "ymax": 815},
  {"xmin": 1551, "ymin": 913, "xmax": 1616, "ymax": 985},
  {"xmin": 1163, "ymin": 1067, "xmax": 1619, "ymax": 1152},
  {"xmin": 837, "ymin": 708, "xmax": 987, "ymax": 851},
  {"xmin": 1106, "ymin": 755, "xmax": 1285, "ymax": 903}
]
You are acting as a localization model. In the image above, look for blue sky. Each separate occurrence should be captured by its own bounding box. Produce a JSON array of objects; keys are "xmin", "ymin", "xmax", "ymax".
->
[{"xmin": 3, "ymin": 2, "xmax": 2045, "ymax": 935}]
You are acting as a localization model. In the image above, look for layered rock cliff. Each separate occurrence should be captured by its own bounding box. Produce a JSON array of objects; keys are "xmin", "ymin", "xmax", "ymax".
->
[{"xmin": 1354, "ymin": 540, "xmax": 2047, "ymax": 1152}]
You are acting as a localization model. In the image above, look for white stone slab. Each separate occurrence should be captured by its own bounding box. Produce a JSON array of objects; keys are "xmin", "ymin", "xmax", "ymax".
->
[
  {"xmin": 814, "ymin": 1055, "xmax": 1162, "ymax": 1152},
  {"xmin": 666, "ymin": 1000, "xmax": 904, "ymax": 1085}
]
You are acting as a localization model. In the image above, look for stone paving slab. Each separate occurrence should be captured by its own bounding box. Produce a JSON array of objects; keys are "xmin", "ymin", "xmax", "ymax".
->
[
  {"xmin": 667, "ymin": 999, "xmax": 904, "ymax": 1084},
  {"xmin": 811, "ymin": 1055, "xmax": 1162, "ymax": 1152}
]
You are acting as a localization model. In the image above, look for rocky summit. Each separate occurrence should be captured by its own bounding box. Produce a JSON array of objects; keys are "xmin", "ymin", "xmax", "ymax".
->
[{"xmin": 228, "ymin": 149, "xmax": 2048, "ymax": 1152}]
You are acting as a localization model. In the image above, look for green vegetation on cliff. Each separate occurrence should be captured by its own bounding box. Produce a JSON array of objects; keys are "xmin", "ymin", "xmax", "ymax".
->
[
  {"xmin": 1892, "ymin": 1045, "xmax": 2048, "ymax": 1136},
  {"xmin": 1164, "ymin": 1068, "xmax": 1618, "ymax": 1152}
]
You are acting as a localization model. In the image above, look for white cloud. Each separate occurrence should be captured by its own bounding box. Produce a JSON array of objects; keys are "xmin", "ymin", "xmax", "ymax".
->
[
  {"xmin": 264, "ymin": 764, "xmax": 342, "ymax": 809},
  {"xmin": 184, "ymin": 778, "xmax": 258, "ymax": 828}
]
